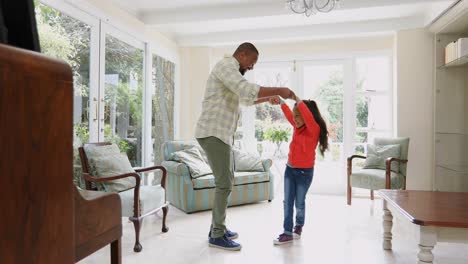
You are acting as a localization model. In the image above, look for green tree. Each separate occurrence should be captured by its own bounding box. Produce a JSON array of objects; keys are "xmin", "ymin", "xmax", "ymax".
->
[
  {"xmin": 311, "ymin": 71, "xmax": 368, "ymax": 143},
  {"xmin": 264, "ymin": 126, "xmax": 290, "ymax": 156}
]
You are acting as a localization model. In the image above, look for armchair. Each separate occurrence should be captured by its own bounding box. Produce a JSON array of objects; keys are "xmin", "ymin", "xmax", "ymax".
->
[
  {"xmin": 74, "ymin": 187, "xmax": 122, "ymax": 263},
  {"xmin": 347, "ymin": 137, "xmax": 409, "ymax": 205},
  {"xmin": 79, "ymin": 142, "xmax": 169, "ymax": 252}
]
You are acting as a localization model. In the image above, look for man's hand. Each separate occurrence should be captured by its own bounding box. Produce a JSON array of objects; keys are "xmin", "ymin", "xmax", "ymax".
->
[{"xmin": 279, "ymin": 88, "xmax": 296, "ymax": 100}]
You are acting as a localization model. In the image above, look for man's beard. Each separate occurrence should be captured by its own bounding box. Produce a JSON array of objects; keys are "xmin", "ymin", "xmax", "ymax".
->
[{"xmin": 239, "ymin": 68, "xmax": 246, "ymax": 76}]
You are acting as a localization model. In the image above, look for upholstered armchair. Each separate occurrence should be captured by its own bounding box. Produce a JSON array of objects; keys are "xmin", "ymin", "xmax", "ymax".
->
[
  {"xmin": 79, "ymin": 142, "xmax": 169, "ymax": 252},
  {"xmin": 347, "ymin": 137, "xmax": 409, "ymax": 205}
]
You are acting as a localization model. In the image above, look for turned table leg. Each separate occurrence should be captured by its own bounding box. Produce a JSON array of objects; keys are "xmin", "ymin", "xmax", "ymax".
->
[
  {"xmin": 417, "ymin": 226, "xmax": 437, "ymax": 264},
  {"xmin": 383, "ymin": 200, "xmax": 393, "ymax": 250}
]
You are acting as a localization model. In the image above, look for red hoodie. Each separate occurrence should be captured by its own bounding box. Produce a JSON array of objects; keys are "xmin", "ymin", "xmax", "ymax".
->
[{"xmin": 281, "ymin": 101, "xmax": 320, "ymax": 168}]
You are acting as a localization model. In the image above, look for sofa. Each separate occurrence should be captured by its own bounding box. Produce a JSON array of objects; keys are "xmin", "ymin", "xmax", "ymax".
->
[{"xmin": 161, "ymin": 140, "xmax": 274, "ymax": 213}]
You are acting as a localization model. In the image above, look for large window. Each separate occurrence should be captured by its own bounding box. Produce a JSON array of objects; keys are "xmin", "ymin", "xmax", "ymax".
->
[
  {"xmin": 36, "ymin": 1, "xmax": 177, "ymax": 187},
  {"xmin": 104, "ymin": 35, "xmax": 144, "ymax": 167},
  {"xmin": 35, "ymin": 1, "xmax": 93, "ymax": 187},
  {"xmin": 354, "ymin": 57, "xmax": 393, "ymax": 157},
  {"xmin": 301, "ymin": 62, "xmax": 346, "ymax": 194},
  {"xmin": 151, "ymin": 55, "xmax": 175, "ymax": 181},
  {"xmin": 245, "ymin": 54, "xmax": 393, "ymax": 194},
  {"xmin": 249, "ymin": 63, "xmax": 293, "ymax": 156}
]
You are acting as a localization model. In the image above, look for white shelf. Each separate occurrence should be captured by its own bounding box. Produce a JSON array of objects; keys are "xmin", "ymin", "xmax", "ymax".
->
[
  {"xmin": 437, "ymin": 164, "xmax": 468, "ymax": 174},
  {"xmin": 439, "ymin": 55, "xmax": 468, "ymax": 68}
]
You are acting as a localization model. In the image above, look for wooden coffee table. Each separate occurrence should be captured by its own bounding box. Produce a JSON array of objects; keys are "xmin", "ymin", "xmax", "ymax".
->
[{"xmin": 379, "ymin": 190, "xmax": 468, "ymax": 264}]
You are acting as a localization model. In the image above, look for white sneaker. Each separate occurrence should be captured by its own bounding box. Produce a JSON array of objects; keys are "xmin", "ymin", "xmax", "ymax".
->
[{"xmin": 273, "ymin": 233, "xmax": 294, "ymax": 245}]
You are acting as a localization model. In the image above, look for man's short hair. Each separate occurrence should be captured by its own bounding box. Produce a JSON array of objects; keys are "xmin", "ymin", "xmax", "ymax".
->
[{"xmin": 233, "ymin": 42, "xmax": 259, "ymax": 56}]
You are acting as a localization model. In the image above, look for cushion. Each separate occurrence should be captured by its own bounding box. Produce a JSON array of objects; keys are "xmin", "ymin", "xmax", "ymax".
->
[
  {"xmin": 119, "ymin": 185, "xmax": 166, "ymax": 217},
  {"xmin": 233, "ymin": 148, "xmax": 264, "ymax": 172},
  {"xmin": 374, "ymin": 137, "xmax": 410, "ymax": 176},
  {"xmin": 92, "ymin": 153, "xmax": 136, "ymax": 192},
  {"xmin": 364, "ymin": 144, "xmax": 401, "ymax": 172},
  {"xmin": 84, "ymin": 144, "xmax": 135, "ymax": 192},
  {"xmin": 350, "ymin": 169, "xmax": 405, "ymax": 190},
  {"xmin": 162, "ymin": 140, "xmax": 209, "ymax": 163},
  {"xmin": 84, "ymin": 144, "xmax": 120, "ymax": 162},
  {"xmin": 170, "ymin": 147, "xmax": 212, "ymax": 178}
]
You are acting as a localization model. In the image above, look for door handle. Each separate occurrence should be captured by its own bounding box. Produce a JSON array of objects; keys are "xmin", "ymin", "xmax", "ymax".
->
[{"xmin": 93, "ymin": 98, "xmax": 98, "ymax": 121}]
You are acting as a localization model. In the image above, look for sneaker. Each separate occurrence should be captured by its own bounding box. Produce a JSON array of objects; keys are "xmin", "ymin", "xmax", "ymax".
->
[
  {"xmin": 208, "ymin": 229, "xmax": 239, "ymax": 239},
  {"xmin": 273, "ymin": 233, "xmax": 294, "ymax": 245},
  {"xmin": 293, "ymin": 225, "xmax": 302, "ymax": 239},
  {"xmin": 208, "ymin": 235, "xmax": 242, "ymax": 251}
]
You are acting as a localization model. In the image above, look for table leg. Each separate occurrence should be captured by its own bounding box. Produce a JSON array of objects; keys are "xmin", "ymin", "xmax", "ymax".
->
[
  {"xmin": 417, "ymin": 226, "xmax": 437, "ymax": 264},
  {"xmin": 383, "ymin": 200, "xmax": 393, "ymax": 250}
]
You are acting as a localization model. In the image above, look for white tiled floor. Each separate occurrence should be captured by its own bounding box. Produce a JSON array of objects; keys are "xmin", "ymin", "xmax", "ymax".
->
[{"xmin": 78, "ymin": 187, "xmax": 468, "ymax": 264}]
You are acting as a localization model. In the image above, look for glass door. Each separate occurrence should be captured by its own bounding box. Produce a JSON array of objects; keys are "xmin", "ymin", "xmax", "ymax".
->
[
  {"xmin": 248, "ymin": 55, "xmax": 393, "ymax": 196},
  {"xmin": 35, "ymin": 0, "xmax": 99, "ymax": 187},
  {"xmin": 298, "ymin": 60, "xmax": 349, "ymax": 194},
  {"xmin": 248, "ymin": 62, "xmax": 294, "ymax": 156},
  {"xmin": 353, "ymin": 56, "xmax": 393, "ymax": 155},
  {"xmin": 101, "ymin": 24, "xmax": 145, "ymax": 167}
]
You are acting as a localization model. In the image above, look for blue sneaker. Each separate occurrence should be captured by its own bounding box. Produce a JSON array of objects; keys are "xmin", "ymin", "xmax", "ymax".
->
[
  {"xmin": 209, "ymin": 234, "xmax": 242, "ymax": 251},
  {"xmin": 208, "ymin": 229, "xmax": 239, "ymax": 239}
]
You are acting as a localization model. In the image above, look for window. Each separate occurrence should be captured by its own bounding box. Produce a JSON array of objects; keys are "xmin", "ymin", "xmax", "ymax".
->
[
  {"xmin": 354, "ymin": 56, "xmax": 393, "ymax": 158},
  {"xmin": 36, "ymin": 1, "xmax": 177, "ymax": 186},
  {"xmin": 104, "ymin": 34, "xmax": 144, "ymax": 167},
  {"xmin": 151, "ymin": 55, "xmax": 175, "ymax": 166},
  {"xmin": 35, "ymin": 1, "xmax": 94, "ymax": 188},
  {"xmin": 245, "ymin": 54, "xmax": 393, "ymax": 194}
]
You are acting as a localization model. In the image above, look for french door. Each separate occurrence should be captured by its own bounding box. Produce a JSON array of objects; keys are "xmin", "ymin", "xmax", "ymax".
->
[
  {"xmin": 296, "ymin": 60, "xmax": 351, "ymax": 194},
  {"xmin": 100, "ymin": 23, "xmax": 145, "ymax": 167},
  {"xmin": 246, "ymin": 54, "xmax": 393, "ymax": 195}
]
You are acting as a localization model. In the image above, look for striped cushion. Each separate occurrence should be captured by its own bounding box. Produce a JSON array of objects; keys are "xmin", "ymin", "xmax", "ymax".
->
[{"xmin": 192, "ymin": 171, "xmax": 269, "ymax": 189}]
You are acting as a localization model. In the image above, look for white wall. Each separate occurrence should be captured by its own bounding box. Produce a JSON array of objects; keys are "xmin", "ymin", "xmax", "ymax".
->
[
  {"xmin": 178, "ymin": 47, "xmax": 212, "ymax": 140},
  {"xmin": 394, "ymin": 29, "xmax": 434, "ymax": 190},
  {"xmin": 179, "ymin": 35, "xmax": 394, "ymax": 139}
]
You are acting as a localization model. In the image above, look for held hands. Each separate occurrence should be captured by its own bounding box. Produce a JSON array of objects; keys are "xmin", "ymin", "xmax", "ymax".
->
[
  {"xmin": 266, "ymin": 88, "xmax": 300, "ymax": 105},
  {"xmin": 268, "ymin": 95, "xmax": 283, "ymax": 105},
  {"xmin": 279, "ymin": 87, "xmax": 296, "ymax": 101}
]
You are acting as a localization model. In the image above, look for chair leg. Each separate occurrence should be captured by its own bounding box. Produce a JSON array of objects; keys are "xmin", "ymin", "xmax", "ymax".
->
[
  {"xmin": 346, "ymin": 186, "xmax": 351, "ymax": 205},
  {"xmin": 131, "ymin": 218, "xmax": 143, "ymax": 252},
  {"xmin": 162, "ymin": 206, "xmax": 169, "ymax": 233},
  {"xmin": 347, "ymin": 185, "xmax": 352, "ymax": 205},
  {"xmin": 110, "ymin": 239, "xmax": 121, "ymax": 264},
  {"xmin": 370, "ymin": 190, "xmax": 374, "ymax": 200}
]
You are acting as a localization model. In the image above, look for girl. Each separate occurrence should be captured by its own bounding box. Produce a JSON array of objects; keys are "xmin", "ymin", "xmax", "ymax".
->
[{"xmin": 270, "ymin": 95, "xmax": 329, "ymax": 245}]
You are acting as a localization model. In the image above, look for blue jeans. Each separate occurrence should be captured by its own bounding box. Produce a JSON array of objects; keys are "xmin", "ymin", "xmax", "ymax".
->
[{"xmin": 283, "ymin": 166, "xmax": 314, "ymax": 235}]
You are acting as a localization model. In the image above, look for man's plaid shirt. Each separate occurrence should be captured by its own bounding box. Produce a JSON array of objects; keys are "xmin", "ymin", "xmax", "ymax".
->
[{"xmin": 195, "ymin": 55, "xmax": 260, "ymax": 146}]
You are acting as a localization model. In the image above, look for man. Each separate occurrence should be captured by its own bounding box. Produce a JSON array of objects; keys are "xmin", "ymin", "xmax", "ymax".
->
[{"xmin": 195, "ymin": 42, "xmax": 296, "ymax": 251}]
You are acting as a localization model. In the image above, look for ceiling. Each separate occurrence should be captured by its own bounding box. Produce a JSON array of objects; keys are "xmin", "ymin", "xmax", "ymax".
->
[{"xmin": 109, "ymin": 0, "xmax": 458, "ymax": 46}]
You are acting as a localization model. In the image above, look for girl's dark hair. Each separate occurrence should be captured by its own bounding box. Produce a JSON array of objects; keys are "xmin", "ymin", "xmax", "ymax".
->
[{"xmin": 303, "ymin": 100, "xmax": 329, "ymax": 155}]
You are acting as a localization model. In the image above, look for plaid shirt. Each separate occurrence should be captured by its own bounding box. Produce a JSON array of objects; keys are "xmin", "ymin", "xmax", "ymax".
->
[{"xmin": 195, "ymin": 55, "xmax": 260, "ymax": 146}]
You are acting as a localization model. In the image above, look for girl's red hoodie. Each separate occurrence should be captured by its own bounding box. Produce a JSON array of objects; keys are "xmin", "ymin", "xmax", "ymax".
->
[{"xmin": 281, "ymin": 101, "xmax": 320, "ymax": 168}]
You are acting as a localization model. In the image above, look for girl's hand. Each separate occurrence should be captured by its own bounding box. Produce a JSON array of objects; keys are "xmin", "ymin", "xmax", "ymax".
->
[
  {"xmin": 268, "ymin": 95, "xmax": 282, "ymax": 105},
  {"xmin": 295, "ymin": 94, "xmax": 301, "ymax": 103}
]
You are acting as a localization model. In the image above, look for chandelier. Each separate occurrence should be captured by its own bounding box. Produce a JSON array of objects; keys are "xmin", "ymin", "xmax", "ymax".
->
[{"xmin": 286, "ymin": 0, "xmax": 341, "ymax": 17}]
